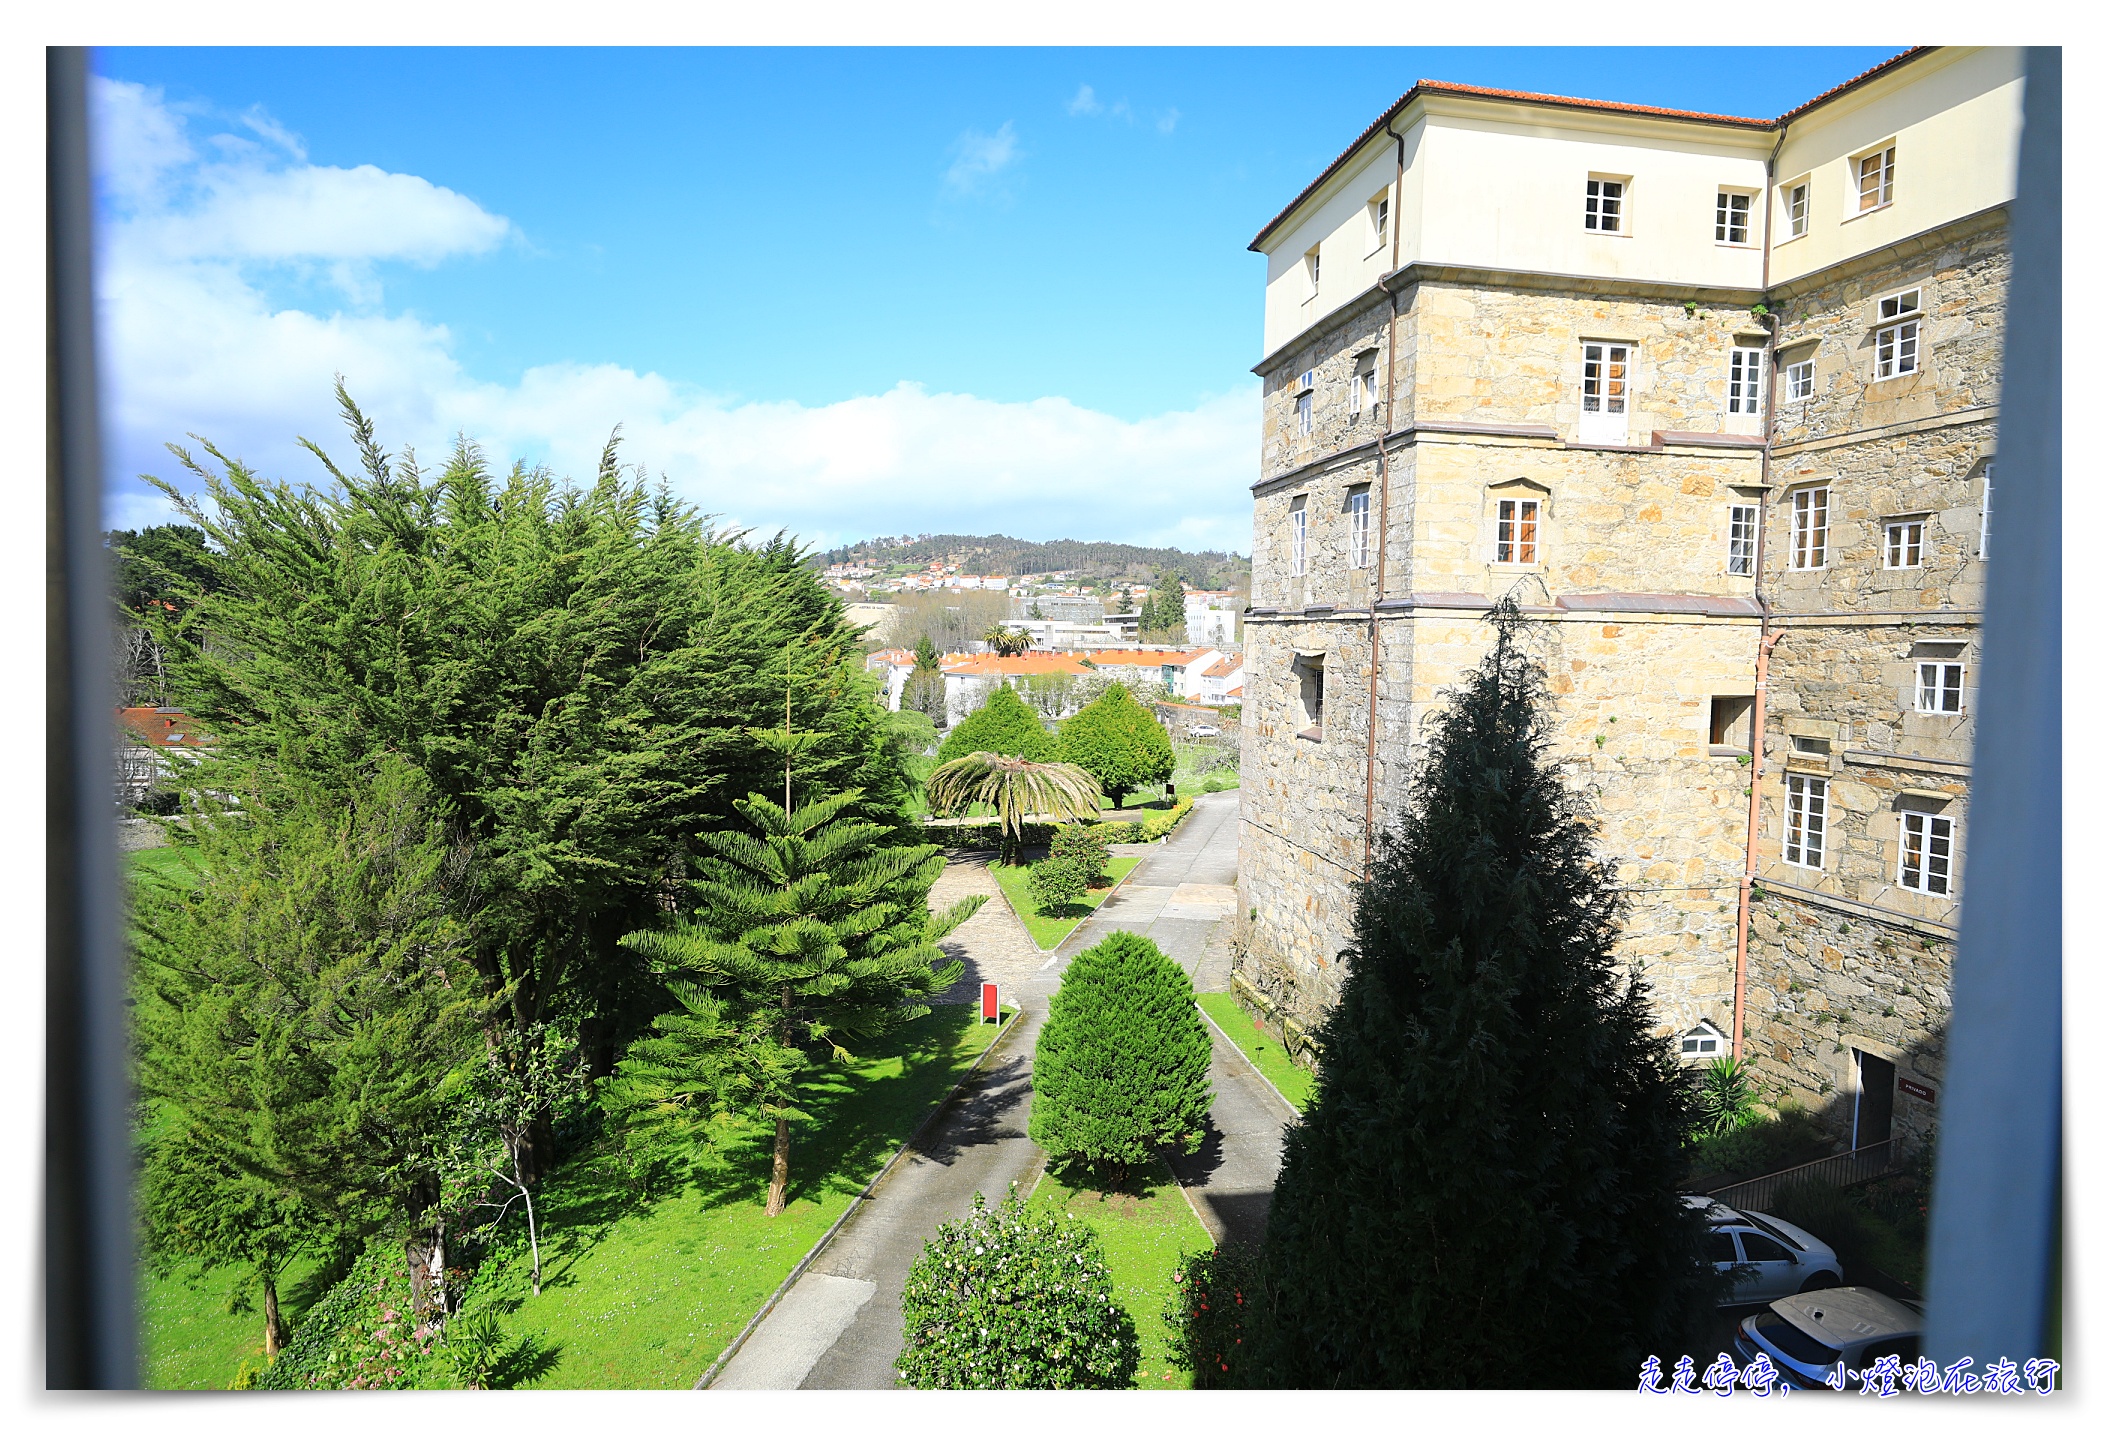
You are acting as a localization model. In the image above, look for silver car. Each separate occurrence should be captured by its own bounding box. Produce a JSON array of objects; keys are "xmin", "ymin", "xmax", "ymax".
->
[
  {"xmin": 1684, "ymin": 1194, "xmax": 1844, "ymax": 1305},
  {"xmin": 1731, "ymin": 1286, "xmax": 1924, "ymax": 1390}
]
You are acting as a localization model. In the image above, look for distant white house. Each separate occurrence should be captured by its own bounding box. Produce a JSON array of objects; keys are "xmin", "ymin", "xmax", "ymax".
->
[{"xmin": 1183, "ymin": 590, "xmax": 1240, "ymax": 647}]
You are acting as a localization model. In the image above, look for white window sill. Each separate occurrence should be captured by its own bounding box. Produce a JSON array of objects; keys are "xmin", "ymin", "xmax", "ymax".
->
[
  {"xmin": 1777, "ymin": 230, "xmax": 1809, "ymax": 245},
  {"xmin": 1297, "ymin": 727, "xmax": 1323, "ymax": 743},
  {"xmin": 1843, "ymin": 200, "xmax": 1894, "ymax": 224},
  {"xmin": 1584, "ymin": 229, "xmax": 1633, "ymax": 238},
  {"xmin": 1710, "ymin": 746, "xmax": 1753, "ymax": 758},
  {"xmin": 1715, "ymin": 240, "xmax": 1758, "ymax": 250}
]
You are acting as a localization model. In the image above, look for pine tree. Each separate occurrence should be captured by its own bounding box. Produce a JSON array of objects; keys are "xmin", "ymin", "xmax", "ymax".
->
[
  {"xmin": 1058, "ymin": 682, "xmax": 1174, "ymax": 808},
  {"xmin": 1029, "ymin": 931, "xmax": 1212, "ymax": 1186},
  {"xmin": 1252, "ymin": 599, "xmax": 1717, "ymax": 1387},
  {"xmin": 619, "ymin": 789, "xmax": 979, "ymax": 1215},
  {"xmin": 130, "ymin": 757, "xmax": 489, "ymax": 1320},
  {"xmin": 138, "ymin": 1122, "xmax": 309, "ymax": 1361},
  {"xmin": 936, "ymin": 683, "xmax": 1056, "ymax": 764}
]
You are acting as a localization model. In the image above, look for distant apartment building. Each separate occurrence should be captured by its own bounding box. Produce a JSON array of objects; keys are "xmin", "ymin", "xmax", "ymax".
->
[
  {"xmin": 1237, "ymin": 47, "xmax": 2021, "ymax": 1157},
  {"xmin": 1012, "ymin": 593, "xmax": 1106, "ymax": 626},
  {"xmin": 1183, "ymin": 590, "xmax": 1242, "ymax": 647}
]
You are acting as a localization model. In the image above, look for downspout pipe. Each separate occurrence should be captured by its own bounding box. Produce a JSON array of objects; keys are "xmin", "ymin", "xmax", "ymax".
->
[
  {"xmin": 1731, "ymin": 119, "xmax": 1789, "ymax": 1061},
  {"xmin": 1362, "ymin": 118, "xmax": 1407, "ymax": 876}
]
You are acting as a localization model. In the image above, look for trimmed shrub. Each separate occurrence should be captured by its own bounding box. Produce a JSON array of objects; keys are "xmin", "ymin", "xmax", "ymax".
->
[
  {"xmin": 1167, "ymin": 1241, "xmax": 1266, "ymax": 1388},
  {"xmin": 897, "ymin": 1188, "xmax": 1139, "ymax": 1389},
  {"xmin": 1030, "ymin": 931, "xmax": 1211, "ymax": 1183},
  {"xmin": 1027, "ymin": 856, "xmax": 1089, "ymax": 913},
  {"xmin": 927, "ymin": 818, "xmax": 1058, "ymax": 851},
  {"xmin": 1684, "ymin": 1106, "xmax": 1833, "ymax": 1185},
  {"xmin": 1136, "ymin": 798, "xmax": 1194, "ymax": 842},
  {"xmin": 937, "ymin": 684, "xmax": 1056, "ymax": 765},
  {"xmin": 1049, "ymin": 825, "xmax": 1110, "ymax": 883},
  {"xmin": 1058, "ymin": 683, "xmax": 1174, "ymax": 808}
]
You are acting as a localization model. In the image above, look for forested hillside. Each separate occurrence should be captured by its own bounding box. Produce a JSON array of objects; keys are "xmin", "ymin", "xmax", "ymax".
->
[{"xmin": 819, "ymin": 533, "xmax": 1249, "ymax": 589}]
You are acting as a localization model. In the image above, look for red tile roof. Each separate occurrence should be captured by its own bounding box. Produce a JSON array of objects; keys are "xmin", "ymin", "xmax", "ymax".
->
[
  {"xmin": 117, "ymin": 706, "xmax": 211, "ymax": 748},
  {"xmin": 1249, "ymin": 50, "xmax": 1930, "ymax": 253},
  {"xmin": 939, "ymin": 653, "xmax": 1092, "ymax": 678},
  {"xmin": 1202, "ymin": 657, "xmax": 1242, "ymax": 679},
  {"xmin": 1076, "ymin": 649, "xmax": 1212, "ymax": 668}
]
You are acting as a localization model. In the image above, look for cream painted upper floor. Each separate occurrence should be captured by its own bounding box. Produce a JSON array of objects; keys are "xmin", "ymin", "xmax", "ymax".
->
[{"xmin": 1254, "ymin": 47, "xmax": 2024, "ymax": 364}]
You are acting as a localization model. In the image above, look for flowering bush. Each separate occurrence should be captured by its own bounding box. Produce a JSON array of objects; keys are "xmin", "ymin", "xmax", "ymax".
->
[
  {"xmin": 1166, "ymin": 1241, "xmax": 1263, "ymax": 1389},
  {"xmin": 1048, "ymin": 825, "xmax": 1110, "ymax": 884},
  {"xmin": 896, "ymin": 1188, "xmax": 1139, "ymax": 1389},
  {"xmin": 258, "ymin": 1239, "xmax": 436, "ymax": 1390}
]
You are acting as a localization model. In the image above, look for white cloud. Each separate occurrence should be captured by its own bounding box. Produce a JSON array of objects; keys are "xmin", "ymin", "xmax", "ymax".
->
[
  {"xmin": 941, "ymin": 121, "xmax": 1020, "ymax": 196},
  {"xmin": 1066, "ymin": 84, "xmax": 1101, "ymax": 117},
  {"xmin": 1156, "ymin": 108, "xmax": 1181, "ymax": 135},
  {"xmin": 95, "ymin": 83, "xmax": 1255, "ymax": 556}
]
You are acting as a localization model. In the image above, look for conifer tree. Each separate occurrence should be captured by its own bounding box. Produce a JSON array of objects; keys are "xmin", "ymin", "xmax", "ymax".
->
[
  {"xmin": 1030, "ymin": 931, "xmax": 1211, "ymax": 1185},
  {"xmin": 1254, "ymin": 598, "xmax": 1717, "ymax": 1388},
  {"xmin": 138, "ymin": 1123, "xmax": 309, "ymax": 1360},
  {"xmin": 1058, "ymin": 683, "xmax": 1174, "ymax": 808},
  {"xmin": 619, "ymin": 789, "xmax": 979, "ymax": 1215},
  {"xmin": 936, "ymin": 683, "xmax": 1056, "ymax": 764}
]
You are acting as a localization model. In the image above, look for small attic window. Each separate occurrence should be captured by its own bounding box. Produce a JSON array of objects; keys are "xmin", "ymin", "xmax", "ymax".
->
[{"xmin": 1680, "ymin": 1021, "xmax": 1727, "ymax": 1059}]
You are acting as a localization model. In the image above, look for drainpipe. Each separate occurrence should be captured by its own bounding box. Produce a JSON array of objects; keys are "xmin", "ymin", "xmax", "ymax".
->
[
  {"xmin": 1732, "ymin": 119, "xmax": 1790, "ymax": 1060},
  {"xmin": 1362, "ymin": 117, "xmax": 1407, "ymax": 876}
]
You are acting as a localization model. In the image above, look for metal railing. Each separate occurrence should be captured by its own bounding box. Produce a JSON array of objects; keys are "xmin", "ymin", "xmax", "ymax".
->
[{"xmin": 1702, "ymin": 1139, "xmax": 1894, "ymax": 1213}]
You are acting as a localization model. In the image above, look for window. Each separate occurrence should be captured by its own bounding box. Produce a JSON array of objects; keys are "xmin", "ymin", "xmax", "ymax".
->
[
  {"xmin": 1899, "ymin": 810, "xmax": 1954, "ymax": 894},
  {"xmin": 1790, "ymin": 487, "xmax": 1828, "ymax": 569},
  {"xmin": 1979, "ymin": 461, "xmax": 1994, "ymax": 557},
  {"xmin": 1728, "ymin": 346, "xmax": 1764, "ymax": 414},
  {"xmin": 1294, "ymin": 370, "xmax": 1314, "ymax": 436},
  {"xmin": 1584, "ymin": 177, "xmax": 1625, "ymax": 232},
  {"xmin": 1288, "ymin": 500, "xmax": 1308, "ymax": 576},
  {"xmin": 1916, "ymin": 661, "xmax": 1964, "ymax": 714},
  {"xmin": 1884, "ymin": 517, "xmax": 1925, "ymax": 569},
  {"xmin": 1579, "ymin": 341, "xmax": 1630, "ymax": 442},
  {"xmin": 1349, "ymin": 353, "xmax": 1377, "ymax": 417},
  {"xmin": 1741, "ymin": 1232, "xmax": 1794, "ymax": 1265},
  {"xmin": 1368, "ymin": 192, "xmax": 1390, "ymax": 253},
  {"xmin": 1681, "ymin": 1021, "xmax": 1726, "ymax": 1057},
  {"xmin": 1709, "ymin": 695, "xmax": 1754, "ymax": 749},
  {"xmin": 1875, "ymin": 321, "xmax": 1919, "ymax": 378},
  {"xmin": 1784, "ymin": 774, "xmax": 1827, "ymax": 869},
  {"xmin": 1303, "ymin": 246, "xmax": 1322, "ymax": 300},
  {"xmin": 1496, "ymin": 498, "xmax": 1539, "ymax": 564},
  {"xmin": 1784, "ymin": 357, "xmax": 1814, "ymax": 402},
  {"xmin": 1785, "ymin": 180, "xmax": 1809, "ymax": 239},
  {"xmin": 1728, "ymin": 503, "xmax": 1758, "ymax": 575},
  {"xmin": 1856, "ymin": 144, "xmax": 1895, "ymax": 211},
  {"xmin": 1715, "ymin": 190, "xmax": 1752, "ymax": 244},
  {"xmin": 1297, "ymin": 655, "xmax": 1325, "ymax": 739},
  {"xmin": 1878, "ymin": 288, "xmax": 1920, "ymax": 322},
  {"xmin": 1347, "ymin": 488, "xmax": 1371, "ymax": 569}
]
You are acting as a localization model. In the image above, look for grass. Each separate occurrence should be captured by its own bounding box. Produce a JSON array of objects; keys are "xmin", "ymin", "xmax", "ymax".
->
[
  {"xmin": 141, "ymin": 1004, "xmax": 1012, "ymax": 1391},
  {"xmin": 1031, "ymin": 1158, "xmax": 1214, "ymax": 1389},
  {"xmin": 142, "ymin": 1249, "xmax": 337, "ymax": 1390},
  {"xmin": 988, "ymin": 855, "xmax": 1140, "ymax": 949},
  {"xmin": 125, "ymin": 843, "xmax": 198, "ymax": 885},
  {"xmin": 1195, "ymin": 992, "xmax": 1315, "ymax": 1112}
]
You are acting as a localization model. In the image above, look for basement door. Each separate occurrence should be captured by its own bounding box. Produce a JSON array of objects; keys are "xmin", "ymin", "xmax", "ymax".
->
[{"xmin": 1852, "ymin": 1049, "xmax": 1895, "ymax": 1149}]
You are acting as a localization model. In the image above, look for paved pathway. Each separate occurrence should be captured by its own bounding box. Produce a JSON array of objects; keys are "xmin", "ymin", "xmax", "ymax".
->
[{"xmin": 707, "ymin": 789, "xmax": 1293, "ymax": 1388}]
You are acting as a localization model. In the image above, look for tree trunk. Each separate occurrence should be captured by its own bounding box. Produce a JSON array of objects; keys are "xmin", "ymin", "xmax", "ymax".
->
[
  {"xmin": 262, "ymin": 1272, "xmax": 283, "ymax": 1360},
  {"xmin": 765, "ymin": 1115, "xmax": 791, "ymax": 1217}
]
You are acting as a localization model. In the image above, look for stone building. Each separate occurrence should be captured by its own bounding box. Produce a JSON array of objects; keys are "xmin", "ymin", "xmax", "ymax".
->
[{"xmin": 1233, "ymin": 47, "xmax": 2023, "ymax": 1158}]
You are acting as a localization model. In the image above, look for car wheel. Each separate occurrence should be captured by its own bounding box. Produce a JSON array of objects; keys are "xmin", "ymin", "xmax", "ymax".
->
[{"xmin": 1798, "ymin": 1271, "xmax": 1841, "ymax": 1294}]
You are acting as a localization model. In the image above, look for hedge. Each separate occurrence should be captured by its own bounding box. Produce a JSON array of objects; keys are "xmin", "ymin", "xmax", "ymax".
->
[{"xmin": 922, "ymin": 797, "xmax": 1195, "ymax": 853}]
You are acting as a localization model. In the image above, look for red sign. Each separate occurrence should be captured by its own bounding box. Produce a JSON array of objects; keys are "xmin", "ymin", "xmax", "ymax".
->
[
  {"xmin": 1899, "ymin": 1078, "xmax": 1937, "ymax": 1104},
  {"xmin": 981, "ymin": 983, "xmax": 1000, "ymax": 1023}
]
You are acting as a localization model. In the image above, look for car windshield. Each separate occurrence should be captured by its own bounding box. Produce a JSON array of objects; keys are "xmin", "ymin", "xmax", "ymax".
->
[
  {"xmin": 1752, "ymin": 1311, "xmax": 1842, "ymax": 1367},
  {"xmin": 1737, "ymin": 1211, "xmax": 1808, "ymax": 1250}
]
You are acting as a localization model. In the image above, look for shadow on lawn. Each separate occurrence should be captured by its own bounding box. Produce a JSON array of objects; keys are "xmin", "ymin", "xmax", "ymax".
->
[{"xmin": 523, "ymin": 1005, "xmax": 983, "ymax": 1282}]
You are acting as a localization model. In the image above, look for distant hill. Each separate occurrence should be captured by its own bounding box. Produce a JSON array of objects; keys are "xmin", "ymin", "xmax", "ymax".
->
[{"xmin": 818, "ymin": 533, "xmax": 1250, "ymax": 590}]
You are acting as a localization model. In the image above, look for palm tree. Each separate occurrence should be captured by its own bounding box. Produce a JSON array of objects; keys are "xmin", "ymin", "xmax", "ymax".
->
[
  {"xmin": 926, "ymin": 752, "xmax": 1103, "ymax": 864},
  {"xmin": 983, "ymin": 625, "xmax": 1030, "ymax": 657}
]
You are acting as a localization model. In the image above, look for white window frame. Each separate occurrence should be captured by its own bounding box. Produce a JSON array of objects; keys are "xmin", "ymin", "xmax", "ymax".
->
[
  {"xmin": 1303, "ymin": 246, "xmax": 1322, "ymax": 301},
  {"xmin": 1715, "ymin": 189, "xmax": 1754, "ymax": 245},
  {"xmin": 1495, "ymin": 498, "xmax": 1540, "ymax": 565},
  {"xmin": 1790, "ymin": 486, "xmax": 1829, "ymax": 570},
  {"xmin": 1579, "ymin": 341, "xmax": 1631, "ymax": 443},
  {"xmin": 1348, "ymin": 355, "xmax": 1376, "ymax": 418},
  {"xmin": 1916, "ymin": 661, "xmax": 1965, "ymax": 714},
  {"xmin": 1979, "ymin": 460, "xmax": 1994, "ymax": 557},
  {"xmin": 1884, "ymin": 517, "xmax": 1926, "ymax": 569},
  {"xmin": 1367, "ymin": 192, "xmax": 1390, "ymax": 255},
  {"xmin": 1680, "ymin": 1022, "xmax": 1726, "ymax": 1058},
  {"xmin": 1783, "ymin": 357, "xmax": 1814, "ymax": 403},
  {"xmin": 1584, "ymin": 176, "xmax": 1626, "ymax": 233},
  {"xmin": 1877, "ymin": 287, "xmax": 1921, "ymax": 322},
  {"xmin": 1784, "ymin": 773, "xmax": 1827, "ymax": 869},
  {"xmin": 1898, "ymin": 810, "xmax": 1954, "ymax": 895},
  {"xmin": 1289, "ymin": 501, "xmax": 1308, "ymax": 577},
  {"xmin": 1727, "ymin": 346, "xmax": 1765, "ymax": 414},
  {"xmin": 1784, "ymin": 179, "xmax": 1810, "ymax": 239},
  {"xmin": 1347, "ymin": 488, "xmax": 1372, "ymax": 569},
  {"xmin": 1294, "ymin": 369, "xmax": 1314, "ymax": 437},
  {"xmin": 1728, "ymin": 503, "xmax": 1758, "ymax": 576},
  {"xmin": 1855, "ymin": 144, "xmax": 1896, "ymax": 213},
  {"xmin": 1874, "ymin": 320, "xmax": 1920, "ymax": 379}
]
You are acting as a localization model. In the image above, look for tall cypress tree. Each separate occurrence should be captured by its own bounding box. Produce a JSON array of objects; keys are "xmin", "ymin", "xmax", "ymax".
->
[{"xmin": 1255, "ymin": 599, "xmax": 1716, "ymax": 1388}]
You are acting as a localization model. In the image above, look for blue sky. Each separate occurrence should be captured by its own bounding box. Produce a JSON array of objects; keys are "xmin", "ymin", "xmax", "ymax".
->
[{"xmin": 91, "ymin": 46, "xmax": 1902, "ymax": 553}]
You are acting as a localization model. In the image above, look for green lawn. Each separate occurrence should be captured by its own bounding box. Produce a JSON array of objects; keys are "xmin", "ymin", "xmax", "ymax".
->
[
  {"xmin": 143, "ymin": 1249, "xmax": 340, "ymax": 1390},
  {"xmin": 125, "ymin": 843, "xmax": 197, "ymax": 885},
  {"xmin": 1195, "ymin": 993, "xmax": 1314, "ymax": 1112},
  {"xmin": 141, "ymin": 1004, "xmax": 1012, "ymax": 1390},
  {"xmin": 988, "ymin": 856, "xmax": 1140, "ymax": 950},
  {"xmin": 1032, "ymin": 1158, "xmax": 1214, "ymax": 1390}
]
